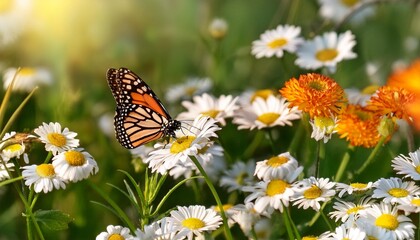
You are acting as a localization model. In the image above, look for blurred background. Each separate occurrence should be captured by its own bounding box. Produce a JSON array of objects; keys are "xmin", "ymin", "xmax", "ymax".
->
[{"xmin": 0, "ymin": 0, "xmax": 419, "ymax": 239}]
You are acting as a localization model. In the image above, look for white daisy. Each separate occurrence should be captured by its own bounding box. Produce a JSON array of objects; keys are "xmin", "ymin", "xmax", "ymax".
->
[
  {"xmin": 356, "ymin": 223, "xmax": 393, "ymax": 240},
  {"xmin": 0, "ymin": 0, "xmax": 31, "ymax": 46},
  {"xmin": 295, "ymin": 31, "xmax": 357, "ymax": 73},
  {"xmin": 251, "ymin": 25, "xmax": 303, "ymax": 58},
  {"xmin": 242, "ymin": 169, "xmax": 300, "ymax": 214},
  {"xmin": 237, "ymin": 89, "xmax": 277, "ymax": 106},
  {"xmin": 357, "ymin": 202, "xmax": 415, "ymax": 240},
  {"xmin": 318, "ymin": 0, "xmax": 375, "ymax": 24},
  {"xmin": 212, "ymin": 203, "xmax": 244, "ymax": 227},
  {"xmin": 327, "ymin": 223, "xmax": 366, "ymax": 240},
  {"xmin": 345, "ymin": 87, "xmax": 377, "ymax": 107},
  {"xmin": 231, "ymin": 202, "xmax": 270, "ymax": 237},
  {"xmin": 145, "ymin": 116, "xmax": 220, "ymax": 175},
  {"xmin": 328, "ymin": 197, "xmax": 375, "ymax": 223},
  {"xmin": 96, "ymin": 225, "xmax": 135, "ymax": 240},
  {"xmin": 372, "ymin": 177, "xmax": 420, "ymax": 204},
  {"xmin": 21, "ymin": 163, "xmax": 66, "ymax": 193},
  {"xmin": 335, "ymin": 182, "xmax": 374, "ymax": 198},
  {"xmin": 309, "ymin": 116, "xmax": 338, "ymax": 143},
  {"xmin": 0, "ymin": 162, "xmax": 14, "ymax": 181},
  {"xmin": 252, "ymin": 218, "xmax": 273, "ymax": 240},
  {"xmin": 396, "ymin": 196, "xmax": 420, "ymax": 215},
  {"xmin": 167, "ymin": 205, "xmax": 222, "ymax": 240},
  {"xmin": 52, "ymin": 148, "xmax": 98, "ymax": 182},
  {"xmin": 34, "ymin": 122, "xmax": 79, "ymax": 155},
  {"xmin": 391, "ymin": 148, "xmax": 420, "ymax": 180},
  {"xmin": 232, "ymin": 95, "xmax": 301, "ymax": 130},
  {"xmin": 165, "ymin": 77, "xmax": 212, "ymax": 103},
  {"xmin": 301, "ymin": 232, "xmax": 332, "ymax": 240},
  {"xmin": 208, "ymin": 18, "xmax": 228, "ymax": 39},
  {"xmin": 219, "ymin": 161, "xmax": 256, "ymax": 192},
  {"xmin": 135, "ymin": 218, "xmax": 179, "ymax": 240},
  {"xmin": 177, "ymin": 93, "xmax": 238, "ymax": 125},
  {"xmin": 291, "ymin": 177, "xmax": 336, "ymax": 211},
  {"xmin": 254, "ymin": 152, "xmax": 302, "ymax": 181},
  {"xmin": 3, "ymin": 67, "xmax": 52, "ymax": 92},
  {"xmin": 0, "ymin": 131, "xmax": 29, "ymax": 163}
]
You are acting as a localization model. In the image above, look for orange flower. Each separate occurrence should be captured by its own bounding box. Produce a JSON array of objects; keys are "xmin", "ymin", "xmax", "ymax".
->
[
  {"xmin": 279, "ymin": 73, "xmax": 345, "ymax": 118},
  {"xmin": 387, "ymin": 59, "xmax": 420, "ymax": 130},
  {"xmin": 336, "ymin": 105, "xmax": 385, "ymax": 148},
  {"xmin": 366, "ymin": 85, "xmax": 415, "ymax": 122}
]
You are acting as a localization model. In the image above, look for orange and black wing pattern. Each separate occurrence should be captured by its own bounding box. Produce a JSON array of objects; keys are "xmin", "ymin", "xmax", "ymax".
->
[{"xmin": 107, "ymin": 67, "xmax": 180, "ymax": 149}]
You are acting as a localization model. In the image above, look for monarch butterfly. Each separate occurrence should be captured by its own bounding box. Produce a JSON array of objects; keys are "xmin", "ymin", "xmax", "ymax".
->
[{"xmin": 106, "ymin": 67, "xmax": 181, "ymax": 149}]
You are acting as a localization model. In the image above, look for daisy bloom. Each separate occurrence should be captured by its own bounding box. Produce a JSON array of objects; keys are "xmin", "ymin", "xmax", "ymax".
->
[
  {"xmin": 135, "ymin": 218, "xmax": 179, "ymax": 240},
  {"xmin": 397, "ymin": 196, "xmax": 420, "ymax": 215},
  {"xmin": 208, "ymin": 18, "xmax": 228, "ymax": 39},
  {"xmin": 0, "ymin": 0, "xmax": 31, "ymax": 46},
  {"xmin": 356, "ymin": 223, "xmax": 394, "ymax": 240},
  {"xmin": 145, "ymin": 116, "xmax": 220, "ymax": 174},
  {"xmin": 291, "ymin": 177, "xmax": 336, "ymax": 211},
  {"xmin": 231, "ymin": 203, "xmax": 269, "ymax": 237},
  {"xmin": 391, "ymin": 148, "xmax": 420, "ymax": 180},
  {"xmin": 177, "ymin": 93, "xmax": 238, "ymax": 125},
  {"xmin": 3, "ymin": 67, "xmax": 52, "ymax": 92},
  {"xmin": 232, "ymin": 95, "xmax": 301, "ymax": 130},
  {"xmin": 345, "ymin": 86, "xmax": 379, "ymax": 107},
  {"xmin": 165, "ymin": 77, "xmax": 212, "ymax": 103},
  {"xmin": 279, "ymin": 73, "xmax": 345, "ymax": 118},
  {"xmin": 335, "ymin": 104, "xmax": 383, "ymax": 148},
  {"xmin": 34, "ymin": 122, "xmax": 79, "ymax": 155},
  {"xmin": 243, "ymin": 169, "xmax": 300, "ymax": 213},
  {"xmin": 252, "ymin": 218, "xmax": 273, "ymax": 240},
  {"xmin": 254, "ymin": 152, "xmax": 302, "ymax": 181},
  {"xmin": 21, "ymin": 163, "xmax": 66, "ymax": 193},
  {"xmin": 251, "ymin": 24, "xmax": 303, "ymax": 58},
  {"xmin": 318, "ymin": 0, "xmax": 375, "ymax": 24},
  {"xmin": 327, "ymin": 223, "xmax": 366, "ymax": 240},
  {"xmin": 328, "ymin": 197, "xmax": 375, "ymax": 223},
  {"xmin": 366, "ymin": 85, "xmax": 415, "ymax": 122},
  {"xmin": 301, "ymin": 232, "xmax": 332, "ymax": 240},
  {"xmin": 52, "ymin": 148, "xmax": 98, "ymax": 182},
  {"xmin": 309, "ymin": 116, "xmax": 338, "ymax": 143},
  {"xmin": 0, "ymin": 162, "xmax": 14, "ymax": 181},
  {"xmin": 372, "ymin": 177, "xmax": 420, "ymax": 205},
  {"xmin": 335, "ymin": 182, "xmax": 374, "ymax": 198},
  {"xmin": 358, "ymin": 202, "xmax": 415, "ymax": 240},
  {"xmin": 237, "ymin": 89, "xmax": 277, "ymax": 106},
  {"xmin": 167, "ymin": 205, "xmax": 222, "ymax": 240},
  {"xmin": 295, "ymin": 31, "xmax": 357, "ymax": 73},
  {"xmin": 220, "ymin": 161, "xmax": 256, "ymax": 192},
  {"xmin": 0, "ymin": 131, "xmax": 29, "ymax": 163},
  {"xmin": 96, "ymin": 225, "xmax": 135, "ymax": 240}
]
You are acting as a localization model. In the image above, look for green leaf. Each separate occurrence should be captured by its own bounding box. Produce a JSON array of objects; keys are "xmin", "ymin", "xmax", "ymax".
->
[{"xmin": 33, "ymin": 209, "xmax": 73, "ymax": 231}]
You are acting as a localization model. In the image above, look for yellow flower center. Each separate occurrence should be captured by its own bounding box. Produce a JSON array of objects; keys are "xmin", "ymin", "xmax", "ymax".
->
[
  {"xmin": 367, "ymin": 237, "xmax": 378, "ymax": 240},
  {"xmin": 415, "ymin": 165, "xmax": 420, "ymax": 174},
  {"xmin": 411, "ymin": 198, "xmax": 420, "ymax": 206},
  {"xmin": 0, "ymin": 0, "xmax": 13, "ymax": 13},
  {"xmin": 64, "ymin": 150, "xmax": 86, "ymax": 166},
  {"xmin": 375, "ymin": 213, "xmax": 399, "ymax": 230},
  {"xmin": 108, "ymin": 234, "xmax": 125, "ymax": 240},
  {"xmin": 4, "ymin": 143, "xmax": 22, "ymax": 152},
  {"xmin": 346, "ymin": 206, "xmax": 364, "ymax": 214},
  {"xmin": 341, "ymin": 0, "xmax": 359, "ymax": 7},
  {"xmin": 47, "ymin": 133, "xmax": 67, "ymax": 147},
  {"xmin": 182, "ymin": 217, "xmax": 205, "ymax": 230},
  {"xmin": 257, "ymin": 112, "xmax": 280, "ymax": 125},
  {"xmin": 214, "ymin": 204, "xmax": 233, "ymax": 212},
  {"xmin": 314, "ymin": 117, "xmax": 335, "ymax": 133},
  {"xmin": 308, "ymin": 80, "xmax": 326, "ymax": 91},
  {"xmin": 316, "ymin": 48, "xmax": 338, "ymax": 62},
  {"xmin": 303, "ymin": 185, "xmax": 322, "ymax": 199},
  {"xmin": 267, "ymin": 156, "xmax": 289, "ymax": 167},
  {"xmin": 200, "ymin": 109, "xmax": 220, "ymax": 118},
  {"xmin": 19, "ymin": 67, "xmax": 37, "ymax": 76},
  {"xmin": 170, "ymin": 136, "xmax": 196, "ymax": 154},
  {"xmin": 267, "ymin": 38, "xmax": 288, "ymax": 49},
  {"xmin": 302, "ymin": 236, "xmax": 317, "ymax": 240},
  {"xmin": 185, "ymin": 86, "xmax": 198, "ymax": 96},
  {"xmin": 36, "ymin": 164, "xmax": 55, "ymax": 178},
  {"xmin": 251, "ymin": 89, "xmax": 275, "ymax": 102},
  {"xmin": 350, "ymin": 182, "xmax": 368, "ymax": 190},
  {"xmin": 388, "ymin": 188, "xmax": 409, "ymax": 198},
  {"xmin": 235, "ymin": 172, "xmax": 249, "ymax": 185},
  {"xmin": 266, "ymin": 179, "xmax": 289, "ymax": 196}
]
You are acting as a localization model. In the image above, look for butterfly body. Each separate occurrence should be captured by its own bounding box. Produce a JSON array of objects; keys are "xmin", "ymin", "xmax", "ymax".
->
[{"xmin": 107, "ymin": 67, "xmax": 180, "ymax": 149}]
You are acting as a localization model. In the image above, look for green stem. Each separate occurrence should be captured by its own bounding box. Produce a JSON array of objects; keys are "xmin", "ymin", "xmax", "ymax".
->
[
  {"xmin": 334, "ymin": 145, "xmax": 355, "ymax": 182},
  {"xmin": 355, "ymin": 136, "xmax": 386, "ymax": 176},
  {"xmin": 286, "ymin": 207, "xmax": 300, "ymax": 240},
  {"xmin": 308, "ymin": 201, "xmax": 328, "ymax": 227},
  {"xmin": 320, "ymin": 210, "xmax": 334, "ymax": 231},
  {"xmin": 282, "ymin": 208, "xmax": 295, "ymax": 240},
  {"xmin": 315, "ymin": 141, "xmax": 325, "ymax": 178},
  {"xmin": 243, "ymin": 131, "xmax": 264, "ymax": 159},
  {"xmin": 288, "ymin": 120, "xmax": 305, "ymax": 156},
  {"xmin": 190, "ymin": 156, "xmax": 233, "ymax": 240},
  {"xmin": 265, "ymin": 129, "xmax": 276, "ymax": 154}
]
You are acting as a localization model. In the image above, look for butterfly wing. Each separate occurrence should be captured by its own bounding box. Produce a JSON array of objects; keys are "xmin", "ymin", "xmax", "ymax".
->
[{"xmin": 107, "ymin": 67, "xmax": 176, "ymax": 149}]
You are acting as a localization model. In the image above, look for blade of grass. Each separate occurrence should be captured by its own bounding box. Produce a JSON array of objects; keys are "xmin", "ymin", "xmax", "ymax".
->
[{"xmin": 0, "ymin": 68, "xmax": 20, "ymax": 131}]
